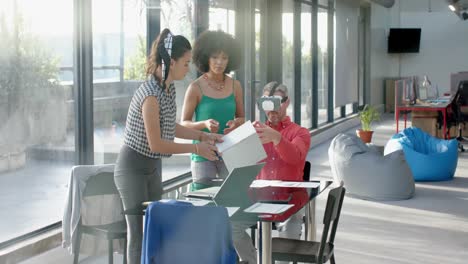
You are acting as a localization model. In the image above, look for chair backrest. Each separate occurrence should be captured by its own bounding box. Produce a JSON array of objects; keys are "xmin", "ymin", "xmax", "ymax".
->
[
  {"xmin": 82, "ymin": 171, "xmax": 119, "ymax": 197},
  {"xmin": 142, "ymin": 201, "xmax": 237, "ymax": 264},
  {"xmin": 458, "ymin": 80, "xmax": 468, "ymax": 106},
  {"xmin": 318, "ymin": 186, "xmax": 346, "ymax": 261},
  {"xmin": 303, "ymin": 161, "xmax": 311, "ymax": 182}
]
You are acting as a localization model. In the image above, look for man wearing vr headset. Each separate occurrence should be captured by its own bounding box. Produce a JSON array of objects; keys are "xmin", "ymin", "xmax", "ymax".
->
[
  {"xmin": 254, "ymin": 81, "xmax": 310, "ymax": 182},
  {"xmin": 232, "ymin": 81, "xmax": 311, "ymax": 264}
]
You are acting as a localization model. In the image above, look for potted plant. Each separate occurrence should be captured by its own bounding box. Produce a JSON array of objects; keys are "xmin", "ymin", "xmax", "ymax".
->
[{"xmin": 356, "ymin": 104, "xmax": 380, "ymax": 143}]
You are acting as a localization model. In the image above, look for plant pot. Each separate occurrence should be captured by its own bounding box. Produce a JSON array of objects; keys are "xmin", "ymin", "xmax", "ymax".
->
[{"xmin": 356, "ymin": 129, "xmax": 374, "ymax": 143}]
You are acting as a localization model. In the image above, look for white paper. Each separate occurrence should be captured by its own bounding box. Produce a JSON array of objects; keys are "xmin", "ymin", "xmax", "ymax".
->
[
  {"xmin": 250, "ymin": 180, "xmax": 320, "ymax": 189},
  {"xmin": 216, "ymin": 121, "xmax": 267, "ymax": 173},
  {"xmin": 226, "ymin": 207, "xmax": 240, "ymax": 217},
  {"xmin": 244, "ymin": 202, "xmax": 294, "ymax": 214},
  {"xmin": 250, "ymin": 180, "xmax": 282, "ymax": 188},
  {"xmin": 216, "ymin": 121, "xmax": 257, "ymax": 153}
]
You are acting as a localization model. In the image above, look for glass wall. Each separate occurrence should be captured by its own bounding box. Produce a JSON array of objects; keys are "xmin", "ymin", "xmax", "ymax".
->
[
  {"xmin": 301, "ymin": 4, "xmax": 312, "ymax": 129},
  {"xmin": 282, "ymin": 0, "xmax": 294, "ymax": 120},
  {"xmin": 254, "ymin": 0, "xmax": 265, "ymax": 121},
  {"xmin": 317, "ymin": 7, "xmax": 329, "ymax": 125},
  {"xmin": 0, "ymin": 0, "xmax": 74, "ymax": 243},
  {"xmin": 161, "ymin": 0, "xmax": 197, "ymax": 178},
  {"xmin": 92, "ymin": 0, "xmax": 146, "ymax": 165},
  {"xmin": 209, "ymin": 1, "xmax": 236, "ymax": 36}
]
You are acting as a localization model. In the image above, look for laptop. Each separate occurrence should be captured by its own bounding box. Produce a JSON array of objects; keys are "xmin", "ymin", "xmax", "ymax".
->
[{"xmin": 184, "ymin": 163, "xmax": 265, "ymax": 208}]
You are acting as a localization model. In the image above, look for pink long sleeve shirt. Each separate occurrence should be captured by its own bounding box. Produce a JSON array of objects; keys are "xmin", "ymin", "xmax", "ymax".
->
[{"xmin": 256, "ymin": 116, "xmax": 311, "ymax": 181}]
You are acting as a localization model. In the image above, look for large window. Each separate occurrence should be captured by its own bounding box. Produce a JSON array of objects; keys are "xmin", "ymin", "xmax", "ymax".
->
[
  {"xmin": 92, "ymin": 0, "xmax": 146, "ymax": 166},
  {"xmin": 317, "ymin": 7, "xmax": 329, "ymax": 125},
  {"xmin": 301, "ymin": 4, "xmax": 312, "ymax": 129},
  {"xmin": 0, "ymin": 0, "xmax": 74, "ymax": 244},
  {"xmin": 209, "ymin": 1, "xmax": 236, "ymax": 36},
  {"xmin": 161, "ymin": 0, "xmax": 197, "ymax": 177},
  {"xmin": 254, "ymin": 0, "xmax": 266, "ymax": 121},
  {"xmin": 282, "ymin": 0, "xmax": 295, "ymax": 120}
]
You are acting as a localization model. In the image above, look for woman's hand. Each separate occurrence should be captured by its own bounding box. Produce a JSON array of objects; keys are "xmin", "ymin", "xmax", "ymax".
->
[
  {"xmin": 253, "ymin": 121, "xmax": 282, "ymax": 145},
  {"xmin": 200, "ymin": 132, "xmax": 223, "ymax": 145},
  {"xmin": 223, "ymin": 120, "xmax": 238, "ymax": 134},
  {"xmin": 195, "ymin": 142, "xmax": 221, "ymax": 161},
  {"xmin": 204, "ymin": 119, "xmax": 219, "ymax": 133}
]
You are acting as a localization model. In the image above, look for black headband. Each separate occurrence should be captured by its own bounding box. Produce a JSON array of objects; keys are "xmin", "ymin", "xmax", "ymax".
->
[{"xmin": 269, "ymin": 82, "xmax": 280, "ymax": 97}]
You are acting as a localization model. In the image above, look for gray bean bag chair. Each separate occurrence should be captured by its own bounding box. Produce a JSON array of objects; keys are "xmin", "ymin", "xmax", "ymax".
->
[{"xmin": 328, "ymin": 133, "xmax": 415, "ymax": 201}]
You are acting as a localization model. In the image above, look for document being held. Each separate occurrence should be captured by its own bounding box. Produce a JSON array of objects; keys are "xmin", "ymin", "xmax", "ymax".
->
[{"xmin": 216, "ymin": 121, "xmax": 267, "ymax": 173}]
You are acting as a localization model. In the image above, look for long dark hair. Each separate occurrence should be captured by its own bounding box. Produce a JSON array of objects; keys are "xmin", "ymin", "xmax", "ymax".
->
[{"xmin": 146, "ymin": 28, "xmax": 192, "ymax": 89}]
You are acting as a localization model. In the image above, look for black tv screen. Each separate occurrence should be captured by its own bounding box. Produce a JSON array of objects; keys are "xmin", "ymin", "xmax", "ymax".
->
[{"xmin": 388, "ymin": 28, "xmax": 421, "ymax": 53}]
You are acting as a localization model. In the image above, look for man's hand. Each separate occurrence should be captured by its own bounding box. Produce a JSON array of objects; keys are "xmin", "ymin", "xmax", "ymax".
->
[
  {"xmin": 204, "ymin": 119, "xmax": 219, "ymax": 133},
  {"xmin": 253, "ymin": 121, "xmax": 282, "ymax": 145}
]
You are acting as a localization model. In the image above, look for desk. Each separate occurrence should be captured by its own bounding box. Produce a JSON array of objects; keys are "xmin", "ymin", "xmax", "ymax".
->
[
  {"xmin": 251, "ymin": 181, "xmax": 332, "ymax": 264},
  {"xmin": 395, "ymin": 97, "xmax": 454, "ymax": 138}
]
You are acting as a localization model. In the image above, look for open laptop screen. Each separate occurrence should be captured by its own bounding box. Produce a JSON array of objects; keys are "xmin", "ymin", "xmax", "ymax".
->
[{"xmin": 184, "ymin": 163, "xmax": 265, "ymax": 206}]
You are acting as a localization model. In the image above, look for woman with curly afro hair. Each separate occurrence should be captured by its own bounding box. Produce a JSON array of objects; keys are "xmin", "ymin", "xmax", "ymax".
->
[{"xmin": 181, "ymin": 30, "xmax": 244, "ymax": 191}]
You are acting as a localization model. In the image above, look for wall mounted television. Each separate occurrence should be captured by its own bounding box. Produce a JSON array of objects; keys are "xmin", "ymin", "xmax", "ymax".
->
[{"xmin": 388, "ymin": 28, "xmax": 421, "ymax": 53}]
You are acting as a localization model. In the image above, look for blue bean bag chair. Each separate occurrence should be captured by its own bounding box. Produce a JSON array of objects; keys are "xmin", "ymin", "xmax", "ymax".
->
[{"xmin": 384, "ymin": 127, "xmax": 458, "ymax": 181}]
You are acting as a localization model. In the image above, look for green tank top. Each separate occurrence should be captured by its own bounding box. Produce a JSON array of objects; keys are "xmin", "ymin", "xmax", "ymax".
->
[{"xmin": 192, "ymin": 82, "xmax": 236, "ymax": 162}]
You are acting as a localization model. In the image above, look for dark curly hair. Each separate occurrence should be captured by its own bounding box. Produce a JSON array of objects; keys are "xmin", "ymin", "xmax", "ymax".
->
[{"xmin": 192, "ymin": 30, "xmax": 241, "ymax": 74}]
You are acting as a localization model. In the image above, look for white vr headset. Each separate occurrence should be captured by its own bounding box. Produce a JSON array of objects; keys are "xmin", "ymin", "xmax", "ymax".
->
[
  {"xmin": 256, "ymin": 82, "xmax": 288, "ymax": 122},
  {"xmin": 256, "ymin": 82, "xmax": 288, "ymax": 112}
]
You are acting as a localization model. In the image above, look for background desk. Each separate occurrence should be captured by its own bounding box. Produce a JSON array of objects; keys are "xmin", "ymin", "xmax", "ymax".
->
[{"xmin": 395, "ymin": 98, "xmax": 453, "ymax": 138}]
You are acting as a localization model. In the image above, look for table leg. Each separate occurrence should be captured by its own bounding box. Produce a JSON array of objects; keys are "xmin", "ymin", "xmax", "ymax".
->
[
  {"xmin": 443, "ymin": 109, "xmax": 447, "ymax": 139},
  {"xmin": 305, "ymin": 200, "xmax": 316, "ymax": 241},
  {"xmin": 404, "ymin": 112, "xmax": 407, "ymax": 129},
  {"xmin": 257, "ymin": 221, "xmax": 272, "ymax": 264},
  {"xmin": 396, "ymin": 110, "xmax": 399, "ymax": 133}
]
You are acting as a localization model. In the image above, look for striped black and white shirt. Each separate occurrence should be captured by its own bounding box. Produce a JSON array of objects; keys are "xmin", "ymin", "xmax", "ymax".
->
[{"xmin": 124, "ymin": 76, "xmax": 176, "ymax": 159}]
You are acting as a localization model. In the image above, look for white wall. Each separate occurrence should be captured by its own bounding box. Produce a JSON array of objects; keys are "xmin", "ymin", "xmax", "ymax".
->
[
  {"xmin": 398, "ymin": 0, "xmax": 468, "ymax": 94},
  {"xmin": 369, "ymin": 3, "xmax": 396, "ymax": 106},
  {"xmin": 335, "ymin": 0, "xmax": 359, "ymax": 106},
  {"xmin": 369, "ymin": 0, "xmax": 468, "ymax": 104}
]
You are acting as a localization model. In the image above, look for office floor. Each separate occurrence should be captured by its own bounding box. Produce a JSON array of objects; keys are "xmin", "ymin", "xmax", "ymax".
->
[{"xmin": 20, "ymin": 114, "xmax": 468, "ymax": 264}]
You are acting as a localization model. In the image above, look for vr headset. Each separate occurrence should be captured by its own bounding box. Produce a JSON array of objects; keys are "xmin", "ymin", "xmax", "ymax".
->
[
  {"xmin": 256, "ymin": 82, "xmax": 288, "ymax": 122},
  {"xmin": 256, "ymin": 82, "xmax": 288, "ymax": 112}
]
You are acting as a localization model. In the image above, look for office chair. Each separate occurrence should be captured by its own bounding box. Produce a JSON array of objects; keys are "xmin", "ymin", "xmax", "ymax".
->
[
  {"xmin": 447, "ymin": 80, "xmax": 468, "ymax": 152},
  {"xmin": 271, "ymin": 186, "xmax": 346, "ymax": 264},
  {"xmin": 73, "ymin": 170, "xmax": 127, "ymax": 264},
  {"xmin": 250, "ymin": 161, "xmax": 311, "ymax": 245},
  {"xmin": 141, "ymin": 201, "xmax": 237, "ymax": 264}
]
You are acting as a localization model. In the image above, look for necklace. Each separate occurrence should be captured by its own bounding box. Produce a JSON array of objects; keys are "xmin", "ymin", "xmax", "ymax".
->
[{"xmin": 203, "ymin": 73, "xmax": 225, "ymax": 91}]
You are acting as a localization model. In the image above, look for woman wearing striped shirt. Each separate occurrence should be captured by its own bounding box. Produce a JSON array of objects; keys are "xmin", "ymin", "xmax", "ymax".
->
[{"xmin": 114, "ymin": 28, "xmax": 222, "ymax": 264}]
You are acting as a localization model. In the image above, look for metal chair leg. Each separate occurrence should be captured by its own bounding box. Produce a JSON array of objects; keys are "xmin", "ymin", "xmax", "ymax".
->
[
  {"xmin": 330, "ymin": 254, "xmax": 336, "ymax": 264},
  {"xmin": 123, "ymin": 239, "xmax": 127, "ymax": 264},
  {"xmin": 73, "ymin": 229, "xmax": 82, "ymax": 264},
  {"xmin": 108, "ymin": 239, "xmax": 113, "ymax": 264}
]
